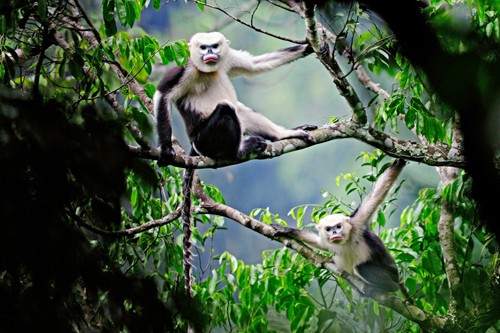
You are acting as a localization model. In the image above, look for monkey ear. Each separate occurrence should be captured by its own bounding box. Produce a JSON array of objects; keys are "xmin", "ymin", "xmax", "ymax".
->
[{"xmin": 315, "ymin": 224, "xmax": 320, "ymax": 231}]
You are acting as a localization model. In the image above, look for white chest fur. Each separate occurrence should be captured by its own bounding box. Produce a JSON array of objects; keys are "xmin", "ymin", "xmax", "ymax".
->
[
  {"xmin": 183, "ymin": 72, "xmax": 238, "ymax": 116},
  {"xmin": 329, "ymin": 239, "xmax": 371, "ymax": 274}
]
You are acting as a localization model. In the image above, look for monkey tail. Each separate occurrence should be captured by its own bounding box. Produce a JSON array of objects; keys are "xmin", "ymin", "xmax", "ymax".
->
[{"xmin": 182, "ymin": 167, "xmax": 195, "ymax": 296}]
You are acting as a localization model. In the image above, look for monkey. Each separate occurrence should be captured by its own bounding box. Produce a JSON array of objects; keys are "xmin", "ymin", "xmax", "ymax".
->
[
  {"xmin": 153, "ymin": 31, "xmax": 317, "ymax": 165},
  {"xmin": 154, "ymin": 31, "xmax": 317, "ymax": 295},
  {"xmin": 273, "ymin": 158, "xmax": 409, "ymax": 296}
]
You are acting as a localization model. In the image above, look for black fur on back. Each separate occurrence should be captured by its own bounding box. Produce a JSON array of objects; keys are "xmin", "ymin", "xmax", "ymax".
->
[{"xmin": 355, "ymin": 229, "xmax": 400, "ymax": 292}]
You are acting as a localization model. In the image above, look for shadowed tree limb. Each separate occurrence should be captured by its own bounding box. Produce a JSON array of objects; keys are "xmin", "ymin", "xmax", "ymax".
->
[{"xmin": 130, "ymin": 121, "xmax": 466, "ymax": 169}]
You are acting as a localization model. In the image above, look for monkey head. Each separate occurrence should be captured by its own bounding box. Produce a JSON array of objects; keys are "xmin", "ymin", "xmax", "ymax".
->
[
  {"xmin": 317, "ymin": 214, "xmax": 353, "ymax": 245},
  {"xmin": 189, "ymin": 31, "xmax": 229, "ymax": 73}
]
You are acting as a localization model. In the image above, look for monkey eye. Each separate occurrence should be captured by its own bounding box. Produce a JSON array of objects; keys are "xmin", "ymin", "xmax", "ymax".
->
[
  {"xmin": 199, "ymin": 45, "xmax": 209, "ymax": 55},
  {"xmin": 325, "ymin": 227, "xmax": 332, "ymax": 232},
  {"xmin": 335, "ymin": 224, "xmax": 342, "ymax": 229},
  {"xmin": 211, "ymin": 43, "xmax": 221, "ymax": 53}
]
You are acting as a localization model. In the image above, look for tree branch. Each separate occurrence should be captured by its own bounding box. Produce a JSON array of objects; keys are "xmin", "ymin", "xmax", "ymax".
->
[
  {"xmin": 76, "ymin": 208, "xmax": 182, "ymax": 237},
  {"xmin": 133, "ymin": 120, "xmax": 466, "ymax": 169},
  {"xmin": 290, "ymin": 1, "xmax": 367, "ymax": 124},
  {"xmin": 51, "ymin": 28, "xmax": 153, "ymax": 151},
  {"xmin": 437, "ymin": 167, "xmax": 462, "ymax": 303},
  {"xmin": 192, "ymin": 0, "xmax": 306, "ymax": 44}
]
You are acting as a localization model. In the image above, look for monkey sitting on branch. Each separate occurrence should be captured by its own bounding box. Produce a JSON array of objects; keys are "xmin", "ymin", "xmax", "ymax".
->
[{"xmin": 154, "ymin": 31, "xmax": 317, "ymax": 165}]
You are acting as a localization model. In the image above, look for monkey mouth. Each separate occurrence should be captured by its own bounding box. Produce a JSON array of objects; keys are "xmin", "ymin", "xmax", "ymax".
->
[
  {"xmin": 203, "ymin": 54, "xmax": 218, "ymax": 63},
  {"xmin": 330, "ymin": 235, "xmax": 342, "ymax": 242}
]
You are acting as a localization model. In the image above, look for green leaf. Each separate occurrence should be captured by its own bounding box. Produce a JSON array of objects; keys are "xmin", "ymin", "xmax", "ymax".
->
[
  {"xmin": 116, "ymin": 0, "xmax": 127, "ymax": 26},
  {"xmin": 373, "ymin": 301, "xmax": 379, "ymax": 316},
  {"xmin": 37, "ymin": 0, "xmax": 47, "ymax": 23},
  {"xmin": 102, "ymin": 0, "xmax": 117, "ymax": 36},
  {"xmin": 208, "ymin": 270, "xmax": 218, "ymax": 294},
  {"xmin": 102, "ymin": 0, "xmax": 115, "ymax": 21},
  {"xmin": 421, "ymin": 248, "xmax": 442, "ymax": 276},
  {"xmin": 125, "ymin": 0, "xmax": 137, "ymax": 27},
  {"xmin": 153, "ymin": 0, "xmax": 161, "ymax": 10},
  {"xmin": 58, "ymin": 50, "xmax": 68, "ymax": 78},
  {"xmin": 69, "ymin": 50, "xmax": 85, "ymax": 80},
  {"xmin": 196, "ymin": 0, "xmax": 206, "ymax": 11},
  {"xmin": 405, "ymin": 107, "xmax": 416, "ymax": 128}
]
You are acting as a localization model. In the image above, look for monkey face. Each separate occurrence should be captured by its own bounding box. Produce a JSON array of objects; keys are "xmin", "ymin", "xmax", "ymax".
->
[
  {"xmin": 324, "ymin": 223, "xmax": 344, "ymax": 242},
  {"xmin": 199, "ymin": 43, "xmax": 221, "ymax": 64},
  {"xmin": 189, "ymin": 32, "xmax": 228, "ymax": 73},
  {"xmin": 317, "ymin": 214, "xmax": 351, "ymax": 245}
]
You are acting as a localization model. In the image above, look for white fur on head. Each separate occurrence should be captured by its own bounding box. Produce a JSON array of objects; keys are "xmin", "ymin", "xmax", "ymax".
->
[
  {"xmin": 189, "ymin": 32, "xmax": 229, "ymax": 73},
  {"xmin": 316, "ymin": 214, "xmax": 349, "ymax": 230}
]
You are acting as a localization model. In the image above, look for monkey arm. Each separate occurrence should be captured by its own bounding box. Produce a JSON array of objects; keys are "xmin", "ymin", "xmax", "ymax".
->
[
  {"xmin": 155, "ymin": 94, "xmax": 175, "ymax": 166},
  {"xmin": 228, "ymin": 44, "xmax": 311, "ymax": 77},
  {"xmin": 154, "ymin": 66, "xmax": 186, "ymax": 166},
  {"xmin": 350, "ymin": 158, "xmax": 406, "ymax": 227},
  {"xmin": 273, "ymin": 225, "xmax": 330, "ymax": 252}
]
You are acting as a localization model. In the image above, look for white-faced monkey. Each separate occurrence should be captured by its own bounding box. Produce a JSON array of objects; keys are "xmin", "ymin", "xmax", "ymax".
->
[
  {"xmin": 274, "ymin": 158, "xmax": 409, "ymax": 296},
  {"xmin": 154, "ymin": 31, "xmax": 317, "ymax": 295},
  {"xmin": 154, "ymin": 31, "xmax": 317, "ymax": 165}
]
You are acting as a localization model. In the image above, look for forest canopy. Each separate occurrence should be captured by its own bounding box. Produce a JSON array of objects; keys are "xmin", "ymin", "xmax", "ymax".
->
[{"xmin": 0, "ymin": 0, "xmax": 499, "ymax": 332}]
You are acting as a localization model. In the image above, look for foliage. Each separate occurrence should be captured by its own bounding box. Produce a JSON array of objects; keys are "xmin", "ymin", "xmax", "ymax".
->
[
  {"xmin": 0, "ymin": 88, "xmax": 206, "ymax": 332},
  {"xmin": 0, "ymin": 0, "xmax": 498, "ymax": 332}
]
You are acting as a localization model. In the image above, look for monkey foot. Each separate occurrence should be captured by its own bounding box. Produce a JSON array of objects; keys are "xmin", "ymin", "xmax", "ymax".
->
[{"xmin": 238, "ymin": 136, "xmax": 267, "ymax": 158}]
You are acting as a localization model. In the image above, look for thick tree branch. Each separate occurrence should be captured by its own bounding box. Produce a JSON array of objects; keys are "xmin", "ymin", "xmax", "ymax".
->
[
  {"xmin": 437, "ymin": 167, "xmax": 462, "ymax": 301},
  {"xmin": 291, "ymin": 1, "xmax": 367, "ymax": 124},
  {"xmin": 133, "ymin": 121, "xmax": 466, "ymax": 168}
]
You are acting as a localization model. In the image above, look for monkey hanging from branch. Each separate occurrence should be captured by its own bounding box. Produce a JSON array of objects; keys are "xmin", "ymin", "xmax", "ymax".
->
[
  {"xmin": 154, "ymin": 31, "xmax": 317, "ymax": 294},
  {"xmin": 274, "ymin": 158, "xmax": 413, "ymax": 299}
]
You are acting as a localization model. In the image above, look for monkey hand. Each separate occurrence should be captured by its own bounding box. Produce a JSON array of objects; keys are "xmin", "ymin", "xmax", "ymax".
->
[
  {"xmin": 303, "ymin": 41, "xmax": 329, "ymax": 58},
  {"xmin": 271, "ymin": 224, "xmax": 297, "ymax": 237},
  {"xmin": 392, "ymin": 158, "xmax": 407, "ymax": 169},
  {"xmin": 158, "ymin": 145, "xmax": 176, "ymax": 166},
  {"xmin": 293, "ymin": 124, "xmax": 317, "ymax": 142},
  {"xmin": 303, "ymin": 42, "xmax": 314, "ymax": 56}
]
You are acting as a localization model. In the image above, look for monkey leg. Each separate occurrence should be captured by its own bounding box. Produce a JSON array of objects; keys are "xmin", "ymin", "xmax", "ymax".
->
[
  {"xmin": 236, "ymin": 102, "xmax": 316, "ymax": 142},
  {"xmin": 237, "ymin": 136, "xmax": 267, "ymax": 158},
  {"xmin": 192, "ymin": 103, "xmax": 242, "ymax": 159}
]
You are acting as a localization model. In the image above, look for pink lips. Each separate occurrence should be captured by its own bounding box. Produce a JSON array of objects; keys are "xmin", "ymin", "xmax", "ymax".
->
[
  {"xmin": 330, "ymin": 235, "xmax": 342, "ymax": 242},
  {"xmin": 203, "ymin": 54, "xmax": 218, "ymax": 63}
]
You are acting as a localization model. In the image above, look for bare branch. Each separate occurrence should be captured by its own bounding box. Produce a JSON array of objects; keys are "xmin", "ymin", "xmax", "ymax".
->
[
  {"xmin": 437, "ymin": 167, "xmax": 462, "ymax": 301},
  {"xmin": 76, "ymin": 208, "xmax": 182, "ymax": 237},
  {"xmin": 291, "ymin": 1, "xmax": 367, "ymax": 124},
  {"xmin": 135, "ymin": 120, "xmax": 466, "ymax": 169},
  {"xmin": 355, "ymin": 63, "xmax": 391, "ymax": 99},
  {"xmin": 192, "ymin": 0, "xmax": 307, "ymax": 44}
]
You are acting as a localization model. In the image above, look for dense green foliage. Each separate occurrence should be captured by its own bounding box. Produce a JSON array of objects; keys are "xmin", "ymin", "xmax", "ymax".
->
[{"xmin": 0, "ymin": 0, "xmax": 498, "ymax": 332}]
